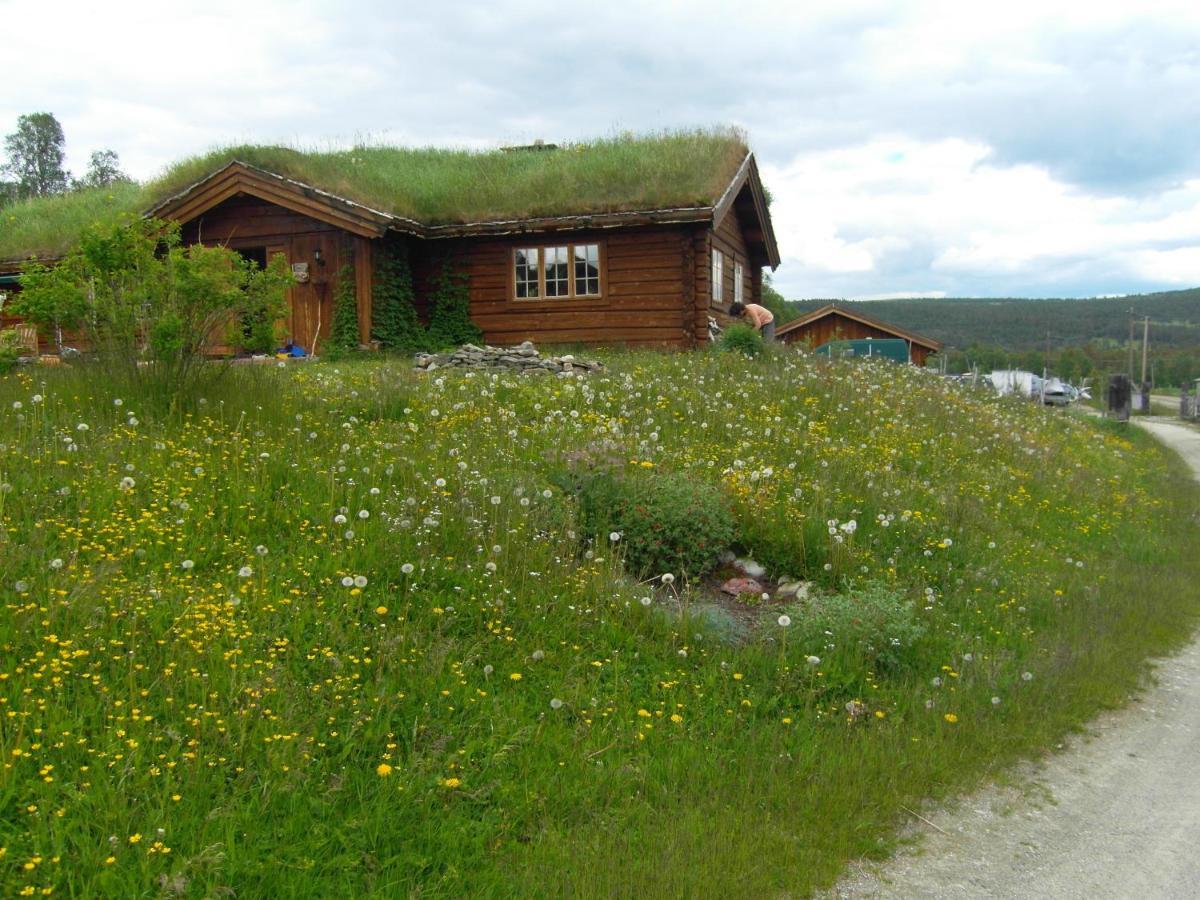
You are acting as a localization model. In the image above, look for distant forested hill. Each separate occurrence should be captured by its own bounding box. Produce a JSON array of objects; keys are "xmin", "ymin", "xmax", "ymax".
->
[{"xmin": 782, "ymin": 287, "xmax": 1200, "ymax": 350}]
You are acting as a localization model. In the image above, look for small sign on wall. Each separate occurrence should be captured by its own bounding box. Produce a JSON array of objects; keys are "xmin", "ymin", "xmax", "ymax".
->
[{"xmin": 291, "ymin": 262, "xmax": 310, "ymax": 283}]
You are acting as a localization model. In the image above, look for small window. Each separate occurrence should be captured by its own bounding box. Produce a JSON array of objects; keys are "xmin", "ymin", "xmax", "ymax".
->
[
  {"xmin": 515, "ymin": 247, "xmax": 540, "ymax": 299},
  {"xmin": 574, "ymin": 244, "xmax": 600, "ymax": 296},
  {"xmin": 712, "ymin": 250, "xmax": 724, "ymax": 303},
  {"xmin": 513, "ymin": 243, "xmax": 602, "ymax": 300},
  {"xmin": 545, "ymin": 246, "xmax": 570, "ymax": 297},
  {"xmin": 734, "ymin": 261, "xmax": 744, "ymax": 306}
]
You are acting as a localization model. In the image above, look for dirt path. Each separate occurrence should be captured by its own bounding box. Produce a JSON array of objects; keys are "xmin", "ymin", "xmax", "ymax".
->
[{"xmin": 833, "ymin": 417, "xmax": 1200, "ymax": 899}]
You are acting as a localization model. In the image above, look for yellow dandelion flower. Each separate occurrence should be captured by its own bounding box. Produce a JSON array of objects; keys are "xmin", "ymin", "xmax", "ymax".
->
[
  {"xmin": 374, "ymin": 606, "xmax": 388, "ymax": 615},
  {"xmin": 376, "ymin": 763, "xmax": 393, "ymax": 777},
  {"xmin": 439, "ymin": 777, "xmax": 462, "ymax": 789},
  {"xmin": 509, "ymin": 673, "xmax": 522, "ymax": 681},
  {"xmin": 944, "ymin": 713, "xmax": 958, "ymax": 724}
]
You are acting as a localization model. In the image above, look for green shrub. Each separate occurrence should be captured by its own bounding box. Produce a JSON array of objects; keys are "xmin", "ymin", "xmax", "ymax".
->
[
  {"xmin": 427, "ymin": 261, "xmax": 481, "ymax": 348},
  {"xmin": 569, "ymin": 468, "xmax": 735, "ymax": 579},
  {"xmin": 371, "ymin": 242, "xmax": 425, "ymax": 352},
  {"xmin": 0, "ymin": 329, "xmax": 22, "ymax": 372},
  {"xmin": 790, "ymin": 581, "xmax": 925, "ymax": 674},
  {"xmin": 719, "ymin": 322, "xmax": 763, "ymax": 357},
  {"xmin": 326, "ymin": 263, "xmax": 360, "ymax": 359},
  {"xmin": 12, "ymin": 215, "xmax": 291, "ymax": 394}
]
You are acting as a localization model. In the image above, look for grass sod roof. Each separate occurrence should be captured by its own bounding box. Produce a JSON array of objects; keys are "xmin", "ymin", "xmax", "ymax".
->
[{"xmin": 0, "ymin": 129, "xmax": 750, "ymax": 264}]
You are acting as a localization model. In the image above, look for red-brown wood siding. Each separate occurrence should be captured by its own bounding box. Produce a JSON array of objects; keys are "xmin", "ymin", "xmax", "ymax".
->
[
  {"xmin": 710, "ymin": 208, "xmax": 752, "ymax": 312},
  {"xmin": 779, "ymin": 312, "xmax": 935, "ymax": 365},
  {"xmin": 417, "ymin": 225, "xmax": 695, "ymax": 348}
]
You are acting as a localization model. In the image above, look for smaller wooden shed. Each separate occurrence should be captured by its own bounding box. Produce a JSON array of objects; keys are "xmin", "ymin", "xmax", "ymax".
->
[{"xmin": 775, "ymin": 304, "xmax": 942, "ymax": 366}]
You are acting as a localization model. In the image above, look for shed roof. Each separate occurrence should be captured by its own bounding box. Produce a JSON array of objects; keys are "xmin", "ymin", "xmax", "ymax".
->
[
  {"xmin": 0, "ymin": 129, "xmax": 779, "ymax": 267},
  {"xmin": 775, "ymin": 304, "xmax": 942, "ymax": 351}
]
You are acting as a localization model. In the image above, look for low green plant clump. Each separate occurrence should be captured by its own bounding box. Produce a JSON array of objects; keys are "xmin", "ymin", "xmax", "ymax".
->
[
  {"xmin": 789, "ymin": 581, "xmax": 926, "ymax": 675},
  {"xmin": 1, "ymin": 350, "xmax": 1198, "ymax": 897},
  {"xmin": 565, "ymin": 468, "xmax": 735, "ymax": 579},
  {"xmin": 719, "ymin": 322, "xmax": 764, "ymax": 356}
]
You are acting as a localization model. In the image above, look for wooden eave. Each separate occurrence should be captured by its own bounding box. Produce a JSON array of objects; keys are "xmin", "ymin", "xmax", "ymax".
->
[
  {"xmin": 146, "ymin": 161, "xmax": 401, "ymax": 239},
  {"xmin": 420, "ymin": 205, "xmax": 714, "ymax": 239},
  {"xmin": 712, "ymin": 153, "xmax": 781, "ymax": 270},
  {"xmin": 775, "ymin": 304, "xmax": 943, "ymax": 351}
]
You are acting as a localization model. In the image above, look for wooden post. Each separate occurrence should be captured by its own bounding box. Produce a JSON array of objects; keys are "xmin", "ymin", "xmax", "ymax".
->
[{"xmin": 354, "ymin": 237, "xmax": 373, "ymax": 347}]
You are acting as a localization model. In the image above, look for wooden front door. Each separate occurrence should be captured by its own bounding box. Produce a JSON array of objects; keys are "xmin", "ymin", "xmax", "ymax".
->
[{"xmin": 287, "ymin": 234, "xmax": 340, "ymax": 355}]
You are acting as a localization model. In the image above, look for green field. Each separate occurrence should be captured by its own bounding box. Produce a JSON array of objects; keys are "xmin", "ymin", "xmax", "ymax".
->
[{"xmin": 2, "ymin": 351, "xmax": 1198, "ymax": 897}]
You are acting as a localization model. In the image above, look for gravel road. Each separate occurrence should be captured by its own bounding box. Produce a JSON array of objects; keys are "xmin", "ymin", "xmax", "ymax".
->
[{"xmin": 832, "ymin": 417, "xmax": 1200, "ymax": 899}]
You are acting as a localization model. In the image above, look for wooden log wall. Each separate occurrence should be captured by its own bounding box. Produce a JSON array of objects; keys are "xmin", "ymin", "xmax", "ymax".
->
[
  {"xmin": 710, "ymin": 207, "xmax": 753, "ymax": 313},
  {"xmin": 416, "ymin": 225, "xmax": 697, "ymax": 348}
]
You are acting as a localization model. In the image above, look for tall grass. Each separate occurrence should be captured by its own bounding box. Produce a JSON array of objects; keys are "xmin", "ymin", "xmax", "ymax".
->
[
  {"xmin": 0, "ymin": 351, "xmax": 1196, "ymax": 897},
  {"xmin": 0, "ymin": 129, "xmax": 748, "ymax": 262}
]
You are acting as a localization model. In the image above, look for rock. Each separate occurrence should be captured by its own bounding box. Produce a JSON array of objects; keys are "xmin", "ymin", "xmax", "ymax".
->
[
  {"xmin": 413, "ymin": 343, "xmax": 603, "ymax": 375},
  {"xmin": 776, "ymin": 581, "xmax": 809, "ymax": 600},
  {"xmin": 718, "ymin": 550, "xmax": 737, "ymax": 565},
  {"xmin": 735, "ymin": 558, "xmax": 766, "ymax": 578},
  {"xmin": 720, "ymin": 577, "xmax": 764, "ymax": 596}
]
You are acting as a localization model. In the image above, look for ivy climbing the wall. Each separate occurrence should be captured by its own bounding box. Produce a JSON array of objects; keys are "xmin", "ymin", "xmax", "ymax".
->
[
  {"xmin": 427, "ymin": 260, "xmax": 481, "ymax": 349},
  {"xmin": 371, "ymin": 242, "xmax": 424, "ymax": 352},
  {"xmin": 326, "ymin": 263, "xmax": 360, "ymax": 359}
]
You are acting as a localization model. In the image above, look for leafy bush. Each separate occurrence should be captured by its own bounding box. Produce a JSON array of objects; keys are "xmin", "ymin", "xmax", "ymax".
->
[
  {"xmin": 427, "ymin": 261, "xmax": 481, "ymax": 348},
  {"xmin": 789, "ymin": 581, "xmax": 925, "ymax": 674},
  {"xmin": 13, "ymin": 215, "xmax": 291, "ymax": 394},
  {"xmin": 569, "ymin": 468, "xmax": 735, "ymax": 579},
  {"xmin": 0, "ymin": 329, "xmax": 22, "ymax": 372},
  {"xmin": 371, "ymin": 242, "xmax": 425, "ymax": 352},
  {"xmin": 719, "ymin": 322, "xmax": 764, "ymax": 357},
  {"xmin": 325, "ymin": 263, "xmax": 361, "ymax": 359}
]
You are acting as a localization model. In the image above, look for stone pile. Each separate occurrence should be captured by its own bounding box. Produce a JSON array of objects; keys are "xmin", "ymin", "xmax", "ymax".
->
[{"xmin": 414, "ymin": 341, "xmax": 603, "ymax": 376}]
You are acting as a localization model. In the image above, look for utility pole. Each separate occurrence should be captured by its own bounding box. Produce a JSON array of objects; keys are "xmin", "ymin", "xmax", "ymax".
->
[
  {"xmin": 1141, "ymin": 316, "xmax": 1150, "ymax": 387},
  {"xmin": 1128, "ymin": 308, "xmax": 1135, "ymax": 377}
]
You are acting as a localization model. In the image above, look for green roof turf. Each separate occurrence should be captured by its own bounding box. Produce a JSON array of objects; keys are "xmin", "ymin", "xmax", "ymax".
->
[{"xmin": 0, "ymin": 128, "xmax": 749, "ymax": 263}]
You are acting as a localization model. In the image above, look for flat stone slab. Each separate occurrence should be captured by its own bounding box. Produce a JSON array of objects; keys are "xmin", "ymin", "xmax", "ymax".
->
[{"xmin": 720, "ymin": 577, "xmax": 765, "ymax": 596}]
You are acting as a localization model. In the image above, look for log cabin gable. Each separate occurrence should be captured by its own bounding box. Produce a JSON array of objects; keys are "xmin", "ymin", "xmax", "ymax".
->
[
  {"xmin": 147, "ymin": 161, "xmax": 397, "ymax": 240},
  {"xmin": 711, "ymin": 154, "xmax": 780, "ymax": 271}
]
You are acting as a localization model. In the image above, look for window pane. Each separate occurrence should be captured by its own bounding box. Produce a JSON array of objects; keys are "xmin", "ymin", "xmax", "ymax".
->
[
  {"xmin": 574, "ymin": 244, "xmax": 600, "ymax": 295},
  {"xmin": 515, "ymin": 247, "xmax": 539, "ymax": 299},
  {"xmin": 712, "ymin": 250, "xmax": 723, "ymax": 302},
  {"xmin": 734, "ymin": 262, "xmax": 744, "ymax": 305},
  {"xmin": 545, "ymin": 245, "xmax": 569, "ymax": 297}
]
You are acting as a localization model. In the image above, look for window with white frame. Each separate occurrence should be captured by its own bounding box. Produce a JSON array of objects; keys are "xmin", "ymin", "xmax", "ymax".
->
[
  {"xmin": 712, "ymin": 249, "xmax": 724, "ymax": 303},
  {"xmin": 513, "ymin": 243, "xmax": 602, "ymax": 300}
]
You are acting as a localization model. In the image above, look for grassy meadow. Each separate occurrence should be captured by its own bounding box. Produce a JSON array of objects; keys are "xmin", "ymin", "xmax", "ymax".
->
[{"xmin": 1, "ymin": 350, "xmax": 1198, "ymax": 897}]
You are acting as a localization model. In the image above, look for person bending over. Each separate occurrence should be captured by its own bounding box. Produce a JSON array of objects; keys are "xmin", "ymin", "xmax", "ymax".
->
[{"xmin": 729, "ymin": 301, "xmax": 775, "ymax": 342}]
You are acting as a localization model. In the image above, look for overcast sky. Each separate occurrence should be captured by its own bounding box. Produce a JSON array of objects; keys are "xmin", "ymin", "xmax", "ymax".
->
[{"xmin": 3, "ymin": 0, "xmax": 1200, "ymax": 300}]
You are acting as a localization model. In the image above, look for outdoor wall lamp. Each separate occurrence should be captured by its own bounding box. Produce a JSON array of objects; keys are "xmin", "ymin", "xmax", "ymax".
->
[{"xmin": 313, "ymin": 249, "xmax": 325, "ymax": 266}]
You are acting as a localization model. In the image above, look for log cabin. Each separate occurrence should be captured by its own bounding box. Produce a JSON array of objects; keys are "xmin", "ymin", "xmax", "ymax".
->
[
  {"xmin": 0, "ymin": 130, "xmax": 779, "ymax": 353},
  {"xmin": 774, "ymin": 304, "xmax": 942, "ymax": 366}
]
